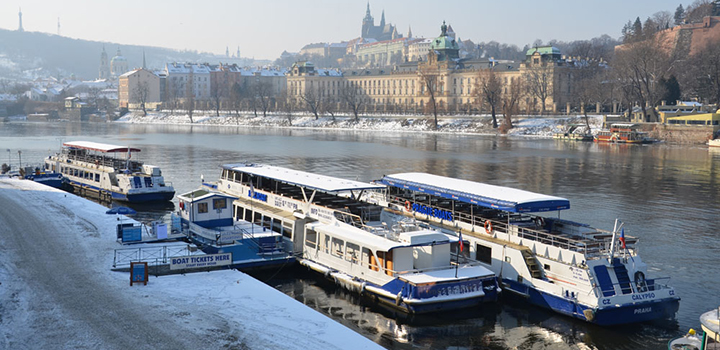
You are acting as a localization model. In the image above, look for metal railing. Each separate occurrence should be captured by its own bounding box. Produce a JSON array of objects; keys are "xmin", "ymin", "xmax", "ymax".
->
[
  {"xmin": 597, "ymin": 277, "xmax": 674, "ymax": 297},
  {"xmin": 112, "ymin": 244, "xmax": 205, "ymax": 268}
]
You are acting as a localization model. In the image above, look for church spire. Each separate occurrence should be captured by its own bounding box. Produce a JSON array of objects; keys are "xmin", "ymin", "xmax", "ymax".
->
[
  {"xmin": 18, "ymin": 8, "xmax": 24, "ymax": 32},
  {"xmin": 380, "ymin": 10, "xmax": 386, "ymax": 27},
  {"xmin": 142, "ymin": 50, "xmax": 146, "ymax": 69},
  {"xmin": 363, "ymin": 1, "xmax": 373, "ymax": 22},
  {"xmin": 408, "ymin": 25, "xmax": 413, "ymax": 39}
]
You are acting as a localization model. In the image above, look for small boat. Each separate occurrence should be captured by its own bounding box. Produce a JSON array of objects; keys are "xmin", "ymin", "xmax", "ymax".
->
[
  {"xmin": 177, "ymin": 189, "xmax": 294, "ymax": 270},
  {"xmin": 45, "ymin": 141, "xmax": 175, "ymax": 202},
  {"xmin": 668, "ymin": 307, "xmax": 720, "ymax": 350},
  {"xmin": 595, "ymin": 123, "xmax": 657, "ymax": 144},
  {"xmin": 553, "ymin": 124, "xmax": 593, "ymax": 141},
  {"xmin": 20, "ymin": 165, "xmax": 63, "ymax": 188},
  {"xmin": 708, "ymin": 139, "xmax": 720, "ymax": 148}
]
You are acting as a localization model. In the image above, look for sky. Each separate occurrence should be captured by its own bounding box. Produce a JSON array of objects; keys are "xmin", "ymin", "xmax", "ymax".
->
[{"xmin": 1, "ymin": 0, "xmax": 688, "ymax": 60}]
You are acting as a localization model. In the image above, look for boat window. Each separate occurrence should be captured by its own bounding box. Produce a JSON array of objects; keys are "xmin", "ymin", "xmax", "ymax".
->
[
  {"xmin": 476, "ymin": 244, "xmax": 492, "ymax": 264},
  {"xmin": 365, "ymin": 248, "xmax": 379, "ymax": 271},
  {"xmin": 323, "ymin": 235, "xmax": 330, "ymax": 254},
  {"xmin": 331, "ymin": 238, "xmax": 344, "ymax": 258},
  {"xmin": 544, "ymin": 264, "xmax": 551, "ymax": 271},
  {"xmin": 346, "ymin": 243, "xmax": 359, "ymax": 263},
  {"xmin": 197, "ymin": 202, "xmax": 208, "ymax": 214},
  {"xmin": 235, "ymin": 206, "xmax": 245, "ymax": 221},
  {"xmin": 252, "ymin": 212, "xmax": 262, "ymax": 226},
  {"xmin": 213, "ymin": 198, "xmax": 227, "ymax": 210},
  {"xmin": 305, "ymin": 229, "xmax": 317, "ymax": 249},
  {"xmin": 282, "ymin": 221, "xmax": 293, "ymax": 239},
  {"xmin": 262, "ymin": 216, "xmax": 273, "ymax": 231}
]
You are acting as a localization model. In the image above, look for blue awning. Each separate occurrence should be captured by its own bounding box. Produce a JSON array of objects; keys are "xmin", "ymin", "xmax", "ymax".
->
[{"xmin": 379, "ymin": 173, "xmax": 570, "ymax": 213}]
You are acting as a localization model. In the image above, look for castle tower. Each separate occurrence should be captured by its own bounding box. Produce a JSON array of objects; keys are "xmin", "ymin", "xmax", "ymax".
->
[
  {"xmin": 408, "ymin": 25, "xmax": 413, "ymax": 39},
  {"xmin": 18, "ymin": 8, "xmax": 24, "ymax": 32},
  {"xmin": 380, "ymin": 10, "xmax": 385, "ymax": 28},
  {"xmin": 142, "ymin": 50, "xmax": 147, "ymax": 69},
  {"xmin": 99, "ymin": 46, "xmax": 111, "ymax": 79},
  {"xmin": 362, "ymin": 1, "xmax": 374, "ymax": 39}
]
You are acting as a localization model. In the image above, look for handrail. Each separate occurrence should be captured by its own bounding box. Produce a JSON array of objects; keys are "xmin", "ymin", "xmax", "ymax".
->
[{"xmin": 112, "ymin": 244, "xmax": 204, "ymax": 268}]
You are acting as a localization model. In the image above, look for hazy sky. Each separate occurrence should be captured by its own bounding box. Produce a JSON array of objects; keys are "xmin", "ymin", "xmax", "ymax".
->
[{"xmin": 2, "ymin": 0, "xmax": 686, "ymax": 60}]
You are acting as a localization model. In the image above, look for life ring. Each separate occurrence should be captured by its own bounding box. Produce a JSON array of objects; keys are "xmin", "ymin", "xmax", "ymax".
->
[
  {"xmin": 535, "ymin": 217, "xmax": 545, "ymax": 228},
  {"xmin": 484, "ymin": 220, "xmax": 493, "ymax": 234},
  {"xmin": 634, "ymin": 271, "xmax": 647, "ymax": 292},
  {"xmin": 405, "ymin": 200, "xmax": 411, "ymax": 211}
]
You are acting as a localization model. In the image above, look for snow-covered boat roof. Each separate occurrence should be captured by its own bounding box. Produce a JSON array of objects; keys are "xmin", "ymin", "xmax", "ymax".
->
[
  {"xmin": 178, "ymin": 189, "xmax": 236, "ymax": 202},
  {"xmin": 379, "ymin": 173, "xmax": 570, "ymax": 213},
  {"xmin": 307, "ymin": 221, "xmax": 453, "ymax": 252},
  {"xmin": 63, "ymin": 141, "xmax": 141, "ymax": 153},
  {"xmin": 222, "ymin": 164, "xmax": 385, "ymax": 193}
]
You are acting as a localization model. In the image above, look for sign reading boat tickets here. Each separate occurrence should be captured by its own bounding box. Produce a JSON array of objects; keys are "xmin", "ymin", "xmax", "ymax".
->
[{"xmin": 170, "ymin": 253, "xmax": 232, "ymax": 270}]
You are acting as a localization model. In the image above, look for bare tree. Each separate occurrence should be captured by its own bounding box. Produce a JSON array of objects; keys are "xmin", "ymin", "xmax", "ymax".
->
[
  {"xmin": 339, "ymin": 80, "xmax": 364, "ymax": 122},
  {"xmin": 253, "ymin": 80, "xmax": 273, "ymax": 118},
  {"xmin": 418, "ymin": 66, "xmax": 440, "ymax": 129},
  {"xmin": 475, "ymin": 68, "xmax": 503, "ymax": 128},
  {"xmin": 572, "ymin": 62, "xmax": 604, "ymax": 132},
  {"xmin": 209, "ymin": 79, "xmax": 228, "ymax": 117},
  {"xmin": 300, "ymin": 85, "xmax": 323, "ymax": 120},
  {"xmin": 683, "ymin": 43, "xmax": 720, "ymax": 104},
  {"xmin": 185, "ymin": 69, "xmax": 195, "ymax": 123},
  {"xmin": 524, "ymin": 64, "xmax": 553, "ymax": 114},
  {"xmin": 131, "ymin": 81, "xmax": 150, "ymax": 116},
  {"xmin": 613, "ymin": 38, "xmax": 672, "ymax": 122},
  {"xmin": 165, "ymin": 78, "xmax": 181, "ymax": 115},
  {"xmin": 230, "ymin": 82, "xmax": 244, "ymax": 124},
  {"xmin": 501, "ymin": 77, "xmax": 526, "ymax": 131}
]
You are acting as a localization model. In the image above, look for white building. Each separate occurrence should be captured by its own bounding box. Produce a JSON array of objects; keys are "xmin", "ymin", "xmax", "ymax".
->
[{"xmin": 164, "ymin": 63, "xmax": 211, "ymax": 100}]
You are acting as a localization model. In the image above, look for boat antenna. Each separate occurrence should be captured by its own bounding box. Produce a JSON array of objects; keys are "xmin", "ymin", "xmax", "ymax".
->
[{"xmin": 609, "ymin": 219, "xmax": 618, "ymax": 263}]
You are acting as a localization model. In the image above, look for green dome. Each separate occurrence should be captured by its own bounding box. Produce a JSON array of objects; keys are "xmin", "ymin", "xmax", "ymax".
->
[{"xmin": 430, "ymin": 21, "xmax": 459, "ymax": 51}]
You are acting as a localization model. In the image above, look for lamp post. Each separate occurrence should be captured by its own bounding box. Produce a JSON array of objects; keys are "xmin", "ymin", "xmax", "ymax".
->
[{"xmin": 18, "ymin": 150, "xmax": 22, "ymax": 169}]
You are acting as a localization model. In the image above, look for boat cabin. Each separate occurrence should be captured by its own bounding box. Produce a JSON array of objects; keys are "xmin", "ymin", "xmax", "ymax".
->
[{"xmin": 177, "ymin": 189, "xmax": 236, "ymax": 228}]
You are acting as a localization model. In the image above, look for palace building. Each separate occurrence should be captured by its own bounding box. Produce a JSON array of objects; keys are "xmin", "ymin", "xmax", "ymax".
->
[{"xmin": 288, "ymin": 22, "xmax": 578, "ymax": 115}]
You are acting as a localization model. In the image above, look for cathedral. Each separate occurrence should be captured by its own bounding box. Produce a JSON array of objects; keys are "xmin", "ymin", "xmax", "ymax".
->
[{"xmin": 361, "ymin": 2, "xmax": 400, "ymax": 41}]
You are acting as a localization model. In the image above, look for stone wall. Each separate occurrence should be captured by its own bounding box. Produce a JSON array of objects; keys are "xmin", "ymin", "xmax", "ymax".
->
[{"xmin": 650, "ymin": 124, "xmax": 715, "ymax": 144}]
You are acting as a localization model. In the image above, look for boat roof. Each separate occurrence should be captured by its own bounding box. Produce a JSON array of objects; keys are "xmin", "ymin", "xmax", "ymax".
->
[
  {"xmin": 306, "ymin": 221, "xmax": 453, "ymax": 251},
  {"xmin": 222, "ymin": 163, "xmax": 385, "ymax": 193},
  {"xmin": 63, "ymin": 141, "xmax": 141, "ymax": 153},
  {"xmin": 379, "ymin": 173, "xmax": 570, "ymax": 213},
  {"xmin": 178, "ymin": 189, "xmax": 236, "ymax": 202},
  {"xmin": 700, "ymin": 308, "xmax": 720, "ymax": 337}
]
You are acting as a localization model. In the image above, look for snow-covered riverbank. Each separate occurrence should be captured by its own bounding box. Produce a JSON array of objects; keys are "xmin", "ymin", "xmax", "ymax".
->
[
  {"xmin": 0, "ymin": 178, "xmax": 382, "ymax": 350},
  {"xmin": 116, "ymin": 111, "xmax": 605, "ymax": 138}
]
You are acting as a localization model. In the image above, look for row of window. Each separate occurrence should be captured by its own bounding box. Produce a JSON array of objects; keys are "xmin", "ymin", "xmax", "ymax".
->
[
  {"xmin": 305, "ymin": 229, "xmax": 394, "ymax": 276},
  {"xmin": 194, "ymin": 198, "xmax": 227, "ymax": 214},
  {"xmin": 60, "ymin": 166, "xmax": 101, "ymax": 183}
]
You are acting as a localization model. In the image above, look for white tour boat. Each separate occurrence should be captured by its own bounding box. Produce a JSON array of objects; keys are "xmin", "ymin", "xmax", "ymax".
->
[
  {"xmin": 668, "ymin": 307, "xmax": 720, "ymax": 350},
  {"xmin": 45, "ymin": 141, "xmax": 174, "ymax": 202},
  {"xmin": 371, "ymin": 172, "xmax": 680, "ymax": 326},
  {"xmin": 206, "ymin": 163, "xmax": 500, "ymax": 313}
]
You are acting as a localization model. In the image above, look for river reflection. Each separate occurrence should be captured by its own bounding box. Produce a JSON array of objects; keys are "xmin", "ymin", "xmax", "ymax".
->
[{"xmin": 2, "ymin": 121, "xmax": 719, "ymax": 349}]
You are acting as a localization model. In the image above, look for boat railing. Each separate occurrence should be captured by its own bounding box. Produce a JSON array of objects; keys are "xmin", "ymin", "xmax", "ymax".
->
[
  {"xmin": 596, "ymin": 276, "xmax": 674, "ymax": 297},
  {"xmin": 187, "ymin": 222, "xmax": 281, "ymax": 253},
  {"xmin": 113, "ymin": 244, "xmax": 204, "ymax": 268}
]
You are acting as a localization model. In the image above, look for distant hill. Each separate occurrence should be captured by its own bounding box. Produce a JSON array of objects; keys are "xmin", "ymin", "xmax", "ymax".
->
[{"xmin": 0, "ymin": 29, "xmax": 265, "ymax": 80}]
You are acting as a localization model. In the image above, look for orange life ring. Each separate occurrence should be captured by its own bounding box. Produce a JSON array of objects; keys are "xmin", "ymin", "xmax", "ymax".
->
[
  {"xmin": 405, "ymin": 201, "xmax": 412, "ymax": 211},
  {"xmin": 484, "ymin": 220, "xmax": 493, "ymax": 234}
]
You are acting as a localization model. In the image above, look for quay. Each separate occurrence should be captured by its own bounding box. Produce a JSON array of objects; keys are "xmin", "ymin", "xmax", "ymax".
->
[{"xmin": 0, "ymin": 177, "xmax": 382, "ymax": 350}]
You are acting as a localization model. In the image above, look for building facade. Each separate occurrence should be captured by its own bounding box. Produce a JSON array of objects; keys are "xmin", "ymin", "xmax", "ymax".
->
[{"xmin": 118, "ymin": 69, "xmax": 161, "ymax": 109}]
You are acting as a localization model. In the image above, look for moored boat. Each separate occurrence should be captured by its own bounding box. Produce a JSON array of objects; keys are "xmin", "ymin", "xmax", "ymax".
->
[
  {"xmin": 176, "ymin": 188, "xmax": 294, "ymax": 270},
  {"xmin": 371, "ymin": 172, "xmax": 680, "ymax": 326},
  {"xmin": 708, "ymin": 139, "xmax": 720, "ymax": 147},
  {"xmin": 20, "ymin": 165, "xmax": 63, "ymax": 188},
  {"xmin": 45, "ymin": 141, "xmax": 174, "ymax": 202},
  {"xmin": 668, "ymin": 307, "xmax": 720, "ymax": 350},
  {"xmin": 207, "ymin": 163, "xmax": 500, "ymax": 313},
  {"xmin": 595, "ymin": 123, "xmax": 657, "ymax": 144},
  {"xmin": 553, "ymin": 124, "xmax": 593, "ymax": 141}
]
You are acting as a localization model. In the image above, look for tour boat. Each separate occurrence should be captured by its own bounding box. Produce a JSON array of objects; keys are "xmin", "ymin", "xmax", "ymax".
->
[
  {"xmin": 45, "ymin": 141, "xmax": 174, "ymax": 202},
  {"xmin": 594, "ymin": 123, "xmax": 656, "ymax": 144},
  {"xmin": 206, "ymin": 163, "xmax": 500, "ymax": 313},
  {"xmin": 371, "ymin": 173, "xmax": 680, "ymax": 326},
  {"xmin": 176, "ymin": 189, "xmax": 293, "ymax": 270},
  {"xmin": 708, "ymin": 139, "xmax": 720, "ymax": 147},
  {"xmin": 668, "ymin": 307, "xmax": 720, "ymax": 350}
]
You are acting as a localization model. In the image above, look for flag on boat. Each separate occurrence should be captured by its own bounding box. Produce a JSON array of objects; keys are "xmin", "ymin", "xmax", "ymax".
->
[
  {"xmin": 458, "ymin": 231, "xmax": 463, "ymax": 252},
  {"xmin": 619, "ymin": 228, "xmax": 626, "ymax": 249}
]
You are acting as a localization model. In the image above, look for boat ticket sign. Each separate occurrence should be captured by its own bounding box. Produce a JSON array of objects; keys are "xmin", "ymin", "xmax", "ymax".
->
[{"xmin": 169, "ymin": 253, "xmax": 232, "ymax": 270}]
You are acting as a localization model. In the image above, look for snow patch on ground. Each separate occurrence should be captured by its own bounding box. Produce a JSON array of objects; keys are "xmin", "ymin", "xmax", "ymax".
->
[
  {"xmin": 117, "ymin": 111, "xmax": 605, "ymax": 138},
  {"xmin": 0, "ymin": 178, "xmax": 382, "ymax": 350}
]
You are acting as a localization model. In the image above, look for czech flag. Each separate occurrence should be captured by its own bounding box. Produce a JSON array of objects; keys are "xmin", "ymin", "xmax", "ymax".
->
[
  {"xmin": 458, "ymin": 231, "xmax": 463, "ymax": 252},
  {"xmin": 619, "ymin": 228, "xmax": 626, "ymax": 249}
]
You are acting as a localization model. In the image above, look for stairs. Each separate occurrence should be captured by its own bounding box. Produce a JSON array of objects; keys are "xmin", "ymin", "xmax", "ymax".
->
[
  {"xmin": 521, "ymin": 249, "xmax": 543, "ymax": 279},
  {"xmin": 612, "ymin": 260, "xmax": 633, "ymax": 294}
]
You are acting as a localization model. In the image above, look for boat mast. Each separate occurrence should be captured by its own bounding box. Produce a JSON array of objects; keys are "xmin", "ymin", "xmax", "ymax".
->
[{"xmin": 609, "ymin": 219, "xmax": 618, "ymax": 263}]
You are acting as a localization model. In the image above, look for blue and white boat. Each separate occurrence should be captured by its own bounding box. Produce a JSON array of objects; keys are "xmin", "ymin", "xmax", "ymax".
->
[
  {"xmin": 372, "ymin": 173, "xmax": 680, "ymax": 325},
  {"xmin": 21, "ymin": 166, "xmax": 63, "ymax": 188},
  {"xmin": 45, "ymin": 141, "xmax": 175, "ymax": 202},
  {"xmin": 176, "ymin": 189, "xmax": 293, "ymax": 270},
  {"xmin": 208, "ymin": 163, "xmax": 500, "ymax": 314}
]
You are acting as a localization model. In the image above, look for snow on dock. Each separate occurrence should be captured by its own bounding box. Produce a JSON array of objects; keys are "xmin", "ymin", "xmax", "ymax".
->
[{"xmin": 0, "ymin": 178, "xmax": 382, "ymax": 350}]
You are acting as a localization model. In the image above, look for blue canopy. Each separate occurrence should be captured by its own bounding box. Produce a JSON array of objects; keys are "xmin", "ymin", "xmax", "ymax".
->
[
  {"xmin": 106, "ymin": 206, "xmax": 137, "ymax": 215},
  {"xmin": 379, "ymin": 173, "xmax": 570, "ymax": 213}
]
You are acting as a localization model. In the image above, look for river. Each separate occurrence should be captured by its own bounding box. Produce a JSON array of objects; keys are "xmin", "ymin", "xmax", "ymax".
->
[{"xmin": 2, "ymin": 121, "xmax": 718, "ymax": 349}]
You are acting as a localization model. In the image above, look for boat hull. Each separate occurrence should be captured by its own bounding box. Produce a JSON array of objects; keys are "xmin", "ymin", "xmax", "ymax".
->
[
  {"xmin": 503, "ymin": 278, "xmax": 680, "ymax": 326},
  {"xmin": 65, "ymin": 179, "xmax": 174, "ymax": 203}
]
